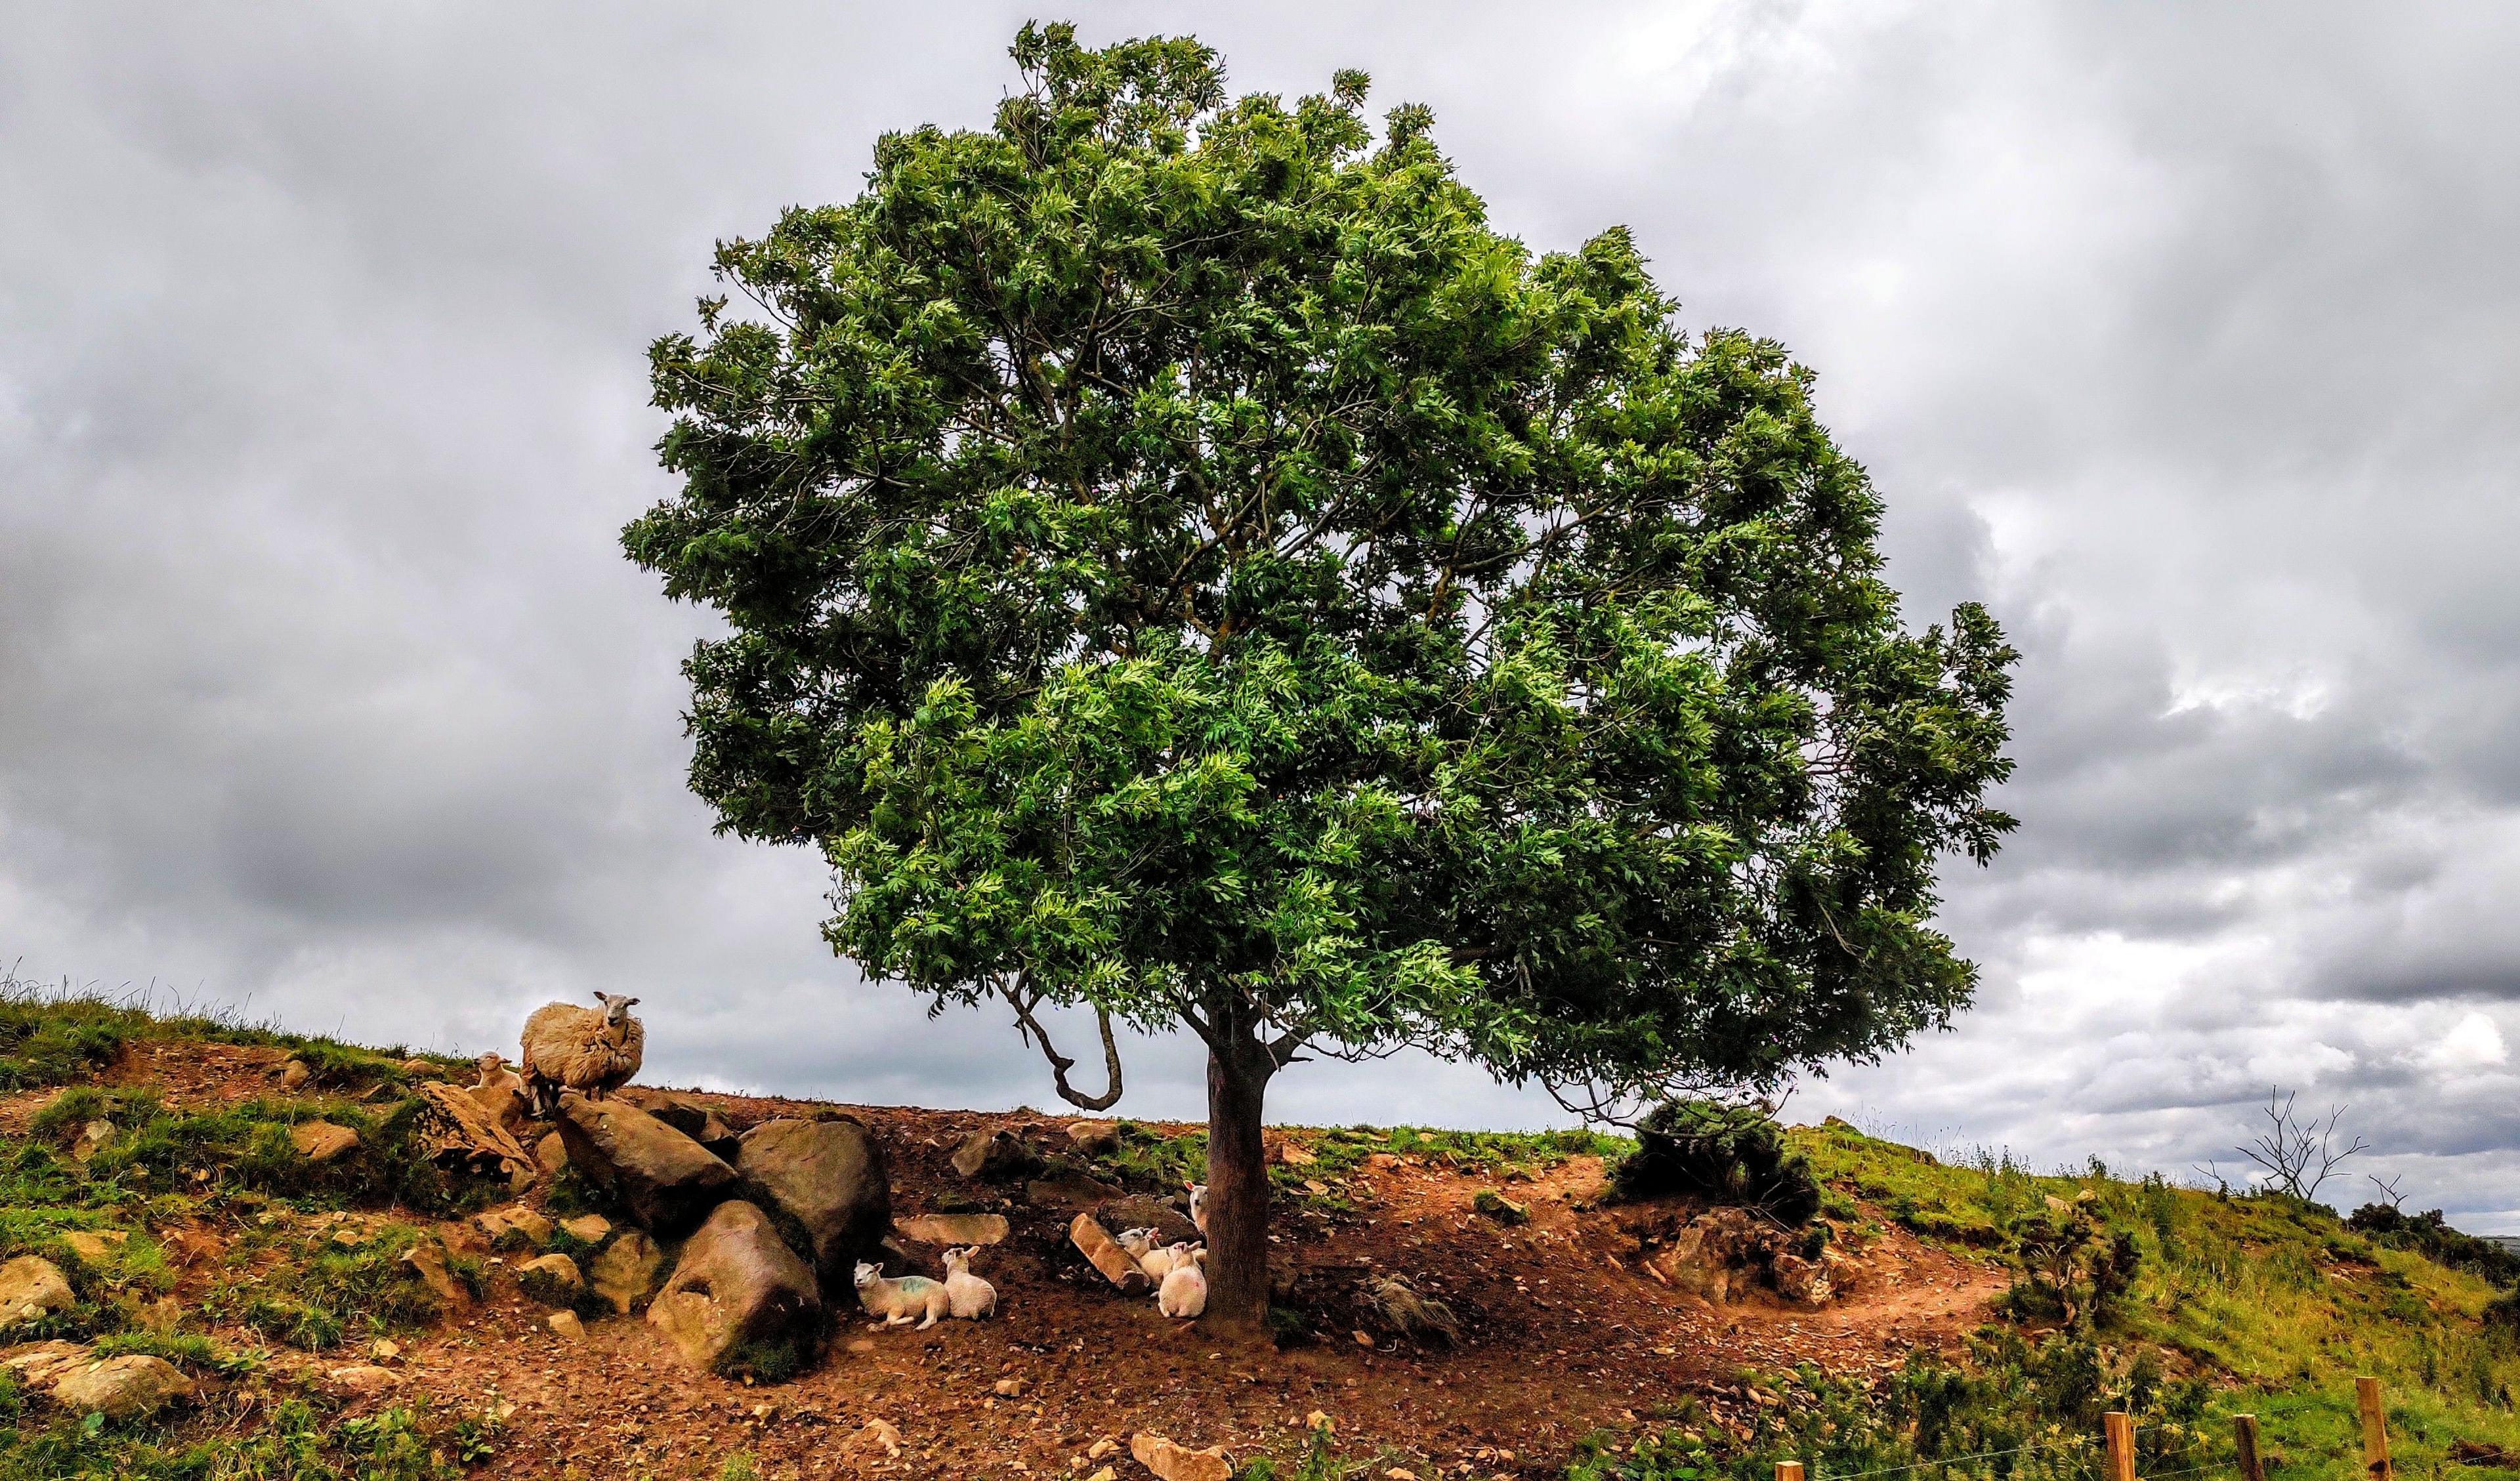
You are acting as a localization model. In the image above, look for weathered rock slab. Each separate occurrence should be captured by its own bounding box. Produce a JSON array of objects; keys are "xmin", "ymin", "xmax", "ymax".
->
[
  {"xmin": 51, "ymin": 1354, "xmax": 196, "ymax": 1420},
  {"xmin": 290, "ymin": 1121, "xmax": 360, "ymax": 1163},
  {"xmin": 1131, "ymin": 1432, "xmax": 1232, "ymax": 1481},
  {"xmin": 555, "ymin": 1094, "xmax": 736, "ymax": 1236},
  {"xmin": 891, "ymin": 1213, "xmax": 1009, "ymax": 1247}
]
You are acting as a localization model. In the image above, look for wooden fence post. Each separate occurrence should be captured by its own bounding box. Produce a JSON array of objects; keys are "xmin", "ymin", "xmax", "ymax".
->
[
  {"xmin": 2357, "ymin": 1376, "xmax": 2393, "ymax": 1481},
  {"xmin": 2233, "ymin": 1413, "xmax": 2265, "ymax": 1481},
  {"xmin": 1777, "ymin": 1462, "xmax": 1806, "ymax": 1481},
  {"xmin": 2105, "ymin": 1411, "xmax": 2135, "ymax": 1481}
]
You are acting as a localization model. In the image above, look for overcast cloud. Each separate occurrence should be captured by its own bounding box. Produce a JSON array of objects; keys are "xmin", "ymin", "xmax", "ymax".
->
[{"xmin": 7, "ymin": 3, "xmax": 2517, "ymax": 1222}]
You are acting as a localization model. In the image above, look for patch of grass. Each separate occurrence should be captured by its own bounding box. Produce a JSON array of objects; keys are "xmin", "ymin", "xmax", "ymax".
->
[
  {"xmin": 721, "ymin": 1333, "xmax": 817, "ymax": 1384},
  {"xmin": 205, "ymin": 1219, "xmax": 444, "ymax": 1351},
  {"xmin": 0, "ymin": 1398, "xmax": 463, "ymax": 1481},
  {"xmin": 0, "ymin": 978, "xmax": 146, "ymax": 1091}
]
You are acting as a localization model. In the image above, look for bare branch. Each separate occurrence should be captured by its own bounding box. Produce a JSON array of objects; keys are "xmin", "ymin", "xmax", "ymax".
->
[
  {"xmin": 2235, "ymin": 1087, "xmax": 2370, "ymax": 1201},
  {"xmin": 996, "ymin": 976, "xmax": 1125, "ymax": 1112}
]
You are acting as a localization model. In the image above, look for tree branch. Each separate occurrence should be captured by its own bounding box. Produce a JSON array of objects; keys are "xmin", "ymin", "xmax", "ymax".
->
[{"xmin": 997, "ymin": 976, "xmax": 1125, "ymax": 1112}]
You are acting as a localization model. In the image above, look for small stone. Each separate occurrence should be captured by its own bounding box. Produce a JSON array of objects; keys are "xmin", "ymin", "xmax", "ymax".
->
[
  {"xmin": 560, "ymin": 1214, "xmax": 612, "ymax": 1243},
  {"xmin": 72, "ymin": 1120, "xmax": 116, "ymax": 1161},
  {"xmin": 58, "ymin": 1230, "xmax": 126, "ymax": 1264},
  {"xmin": 536, "ymin": 1133, "xmax": 568, "ymax": 1177},
  {"xmin": 279, "ymin": 1059, "xmax": 314, "ymax": 1091},
  {"xmin": 846, "ymin": 1337, "xmax": 877, "ymax": 1354},
  {"xmin": 547, "ymin": 1310, "xmax": 585, "ymax": 1340},
  {"xmin": 331, "ymin": 1227, "xmax": 367, "ymax": 1249},
  {"xmin": 1086, "ymin": 1469, "xmax": 1117, "ymax": 1481},
  {"xmin": 477, "ymin": 1204, "xmax": 555, "ymax": 1245},
  {"xmin": 850, "ymin": 1417, "xmax": 903, "ymax": 1457},
  {"xmin": 518, "ymin": 1252, "xmax": 584, "ymax": 1296},
  {"xmin": 993, "ymin": 1377, "xmax": 1025, "ymax": 1396},
  {"xmin": 139, "ymin": 1295, "xmax": 184, "ymax": 1333},
  {"xmin": 291, "ymin": 1121, "xmax": 360, "ymax": 1163},
  {"xmin": 1353, "ymin": 1330, "xmax": 1375, "ymax": 1348},
  {"xmin": 368, "ymin": 1339, "xmax": 400, "ymax": 1362},
  {"xmin": 325, "ymin": 1364, "xmax": 398, "ymax": 1396},
  {"xmin": 1385, "ymin": 1471, "xmax": 1419, "ymax": 1480},
  {"xmin": 400, "ymin": 1240, "xmax": 461, "ymax": 1304},
  {"xmin": 400, "ymin": 1056, "xmax": 438, "ymax": 1078},
  {"xmin": 1087, "ymin": 1436, "xmax": 1120, "ymax": 1460},
  {"xmin": 49, "ymin": 1354, "xmax": 196, "ymax": 1420},
  {"xmin": 1131, "ymin": 1432, "xmax": 1232, "ymax": 1481},
  {"xmin": 0, "ymin": 1257, "xmax": 75, "ymax": 1331}
]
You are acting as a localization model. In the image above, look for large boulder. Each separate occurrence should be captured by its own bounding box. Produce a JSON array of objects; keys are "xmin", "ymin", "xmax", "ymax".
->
[
  {"xmin": 734, "ymin": 1117, "xmax": 891, "ymax": 1283},
  {"xmin": 50, "ymin": 1354, "xmax": 196, "ymax": 1420},
  {"xmin": 0, "ymin": 1257, "xmax": 74, "ymax": 1331},
  {"xmin": 646, "ymin": 1201, "xmax": 822, "ymax": 1377},
  {"xmin": 553, "ymin": 1094, "xmax": 737, "ymax": 1236},
  {"xmin": 621, "ymin": 1089, "xmax": 742, "ymax": 1159}
]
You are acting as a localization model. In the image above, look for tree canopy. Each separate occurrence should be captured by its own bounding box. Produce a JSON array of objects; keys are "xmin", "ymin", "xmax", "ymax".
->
[{"xmin": 625, "ymin": 22, "xmax": 2017, "ymax": 1327}]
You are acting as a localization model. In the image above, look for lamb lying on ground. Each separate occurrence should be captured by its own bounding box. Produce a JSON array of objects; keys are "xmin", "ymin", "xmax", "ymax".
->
[
  {"xmin": 1113, "ymin": 1227, "xmax": 1157, "ymax": 1261},
  {"xmin": 940, "ymin": 1247, "xmax": 997, "ymax": 1320},
  {"xmin": 1157, "ymin": 1247, "xmax": 1208, "ymax": 1319},
  {"xmin": 518, "ymin": 991, "xmax": 644, "ymax": 1116},
  {"xmin": 1140, "ymin": 1240, "xmax": 1198, "ymax": 1282},
  {"xmin": 855, "ymin": 1262, "xmax": 951, "ymax": 1330}
]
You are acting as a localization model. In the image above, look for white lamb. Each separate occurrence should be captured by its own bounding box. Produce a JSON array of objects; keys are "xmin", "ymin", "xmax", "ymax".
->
[
  {"xmin": 1139, "ymin": 1240, "xmax": 1198, "ymax": 1282},
  {"xmin": 940, "ymin": 1246, "xmax": 998, "ymax": 1320},
  {"xmin": 1112, "ymin": 1227, "xmax": 1158, "ymax": 1260},
  {"xmin": 469, "ymin": 1052, "xmax": 529, "ymax": 1134},
  {"xmin": 1157, "ymin": 1247, "xmax": 1208, "ymax": 1320},
  {"xmin": 1186, "ymin": 1181, "xmax": 1208, "ymax": 1236},
  {"xmin": 854, "ymin": 1262, "xmax": 951, "ymax": 1330},
  {"xmin": 517, "ymin": 991, "xmax": 644, "ymax": 1116}
]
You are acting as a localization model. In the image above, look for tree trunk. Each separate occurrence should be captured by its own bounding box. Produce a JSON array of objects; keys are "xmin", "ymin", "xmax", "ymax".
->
[{"xmin": 1202, "ymin": 1037, "xmax": 1274, "ymax": 1335}]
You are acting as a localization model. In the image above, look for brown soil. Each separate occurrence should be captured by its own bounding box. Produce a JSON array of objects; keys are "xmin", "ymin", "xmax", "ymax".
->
[{"xmin": 13, "ymin": 1040, "xmax": 2009, "ymax": 1478}]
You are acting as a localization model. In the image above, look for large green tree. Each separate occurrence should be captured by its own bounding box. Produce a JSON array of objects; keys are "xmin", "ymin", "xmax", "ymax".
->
[{"xmin": 625, "ymin": 24, "xmax": 2017, "ymax": 1331}]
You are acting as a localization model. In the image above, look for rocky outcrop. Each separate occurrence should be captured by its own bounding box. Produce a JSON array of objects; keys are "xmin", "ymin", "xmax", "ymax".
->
[
  {"xmin": 734, "ymin": 1117, "xmax": 891, "ymax": 1283},
  {"xmin": 50, "ymin": 1354, "xmax": 196, "ymax": 1420},
  {"xmin": 0, "ymin": 1257, "xmax": 74, "ymax": 1331},
  {"xmin": 646, "ymin": 1201, "xmax": 822, "ymax": 1377},
  {"xmin": 554, "ymin": 1093, "xmax": 736, "ymax": 1236}
]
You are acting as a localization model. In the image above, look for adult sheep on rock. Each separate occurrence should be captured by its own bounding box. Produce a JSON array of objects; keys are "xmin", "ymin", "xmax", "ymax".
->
[{"xmin": 518, "ymin": 991, "xmax": 644, "ymax": 1117}]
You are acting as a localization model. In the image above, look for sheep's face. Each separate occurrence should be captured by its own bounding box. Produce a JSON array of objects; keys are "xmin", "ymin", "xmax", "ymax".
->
[
  {"xmin": 476, "ymin": 1052, "xmax": 503, "ymax": 1074},
  {"xmin": 591, "ymin": 991, "xmax": 640, "ymax": 1026},
  {"xmin": 852, "ymin": 1261, "xmax": 881, "ymax": 1289},
  {"xmin": 942, "ymin": 1248, "xmax": 970, "ymax": 1273}
]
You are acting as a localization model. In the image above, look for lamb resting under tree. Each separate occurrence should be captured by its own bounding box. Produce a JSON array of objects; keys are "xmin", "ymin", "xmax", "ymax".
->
[{"xmin": 623, "ymin": 23, "xmax": 2018, "ymax": 1333}]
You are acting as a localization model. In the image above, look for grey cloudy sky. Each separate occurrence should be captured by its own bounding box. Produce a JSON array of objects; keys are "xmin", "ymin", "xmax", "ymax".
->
[{"xmin": 7, "ymin": 3, "xmax": 2517, "ymax": 1220}]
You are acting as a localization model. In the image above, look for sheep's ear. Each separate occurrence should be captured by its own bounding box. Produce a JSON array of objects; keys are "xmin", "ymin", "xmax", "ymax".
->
[
  {"xmin": 590, "ymin": 991, "xmax": 605, "ymax": 1003},
  {"xmin": 626, "ymin": 997, "xmax": 640, "ymax": 1007}
]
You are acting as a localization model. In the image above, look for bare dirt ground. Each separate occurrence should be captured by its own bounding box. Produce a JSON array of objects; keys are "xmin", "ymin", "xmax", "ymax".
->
[{"xmin": 10, "ymin": 1041, "xmax": 2009, "ymax": 1479}]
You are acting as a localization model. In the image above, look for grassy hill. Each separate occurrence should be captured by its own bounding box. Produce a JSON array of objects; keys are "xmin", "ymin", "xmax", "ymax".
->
[{"xmin": 7, "ymin": 982, "xmax": 2520, "ymax": 1481}]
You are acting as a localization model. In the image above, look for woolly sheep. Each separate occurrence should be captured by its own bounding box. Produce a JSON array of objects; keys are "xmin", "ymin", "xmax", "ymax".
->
[
  {"xmin": 518, "ymin": 991, "xmax": 644, "ymax": 1116},
  {"xmin": 472, "ymin": 1052, "xmax": 524, "ymax": 1095},
  {"xmin": 854, "ymin": 1261, "xmax": 951, "ymax": 1330},
  {"xmin": 469, "ymin": 1052, "xmax": 529, "ymax": 1135},
  {"xmin": 1156, "ymin": 1247, "xmax": 1208, "ymax": 1320},
  {"xmin": 940, "ymin": 1246, "xmax": 998, "ymax": 1320}
]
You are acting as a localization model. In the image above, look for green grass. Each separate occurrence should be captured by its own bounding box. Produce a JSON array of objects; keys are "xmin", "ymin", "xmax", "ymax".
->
[
  {"xmin": 0, "ymin": 1397, "xmax": 469, "ymax": 1481},
  {"xmin": 1579, "ymin": 1120, "xmax": 2520, "ymax": 1481}
]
